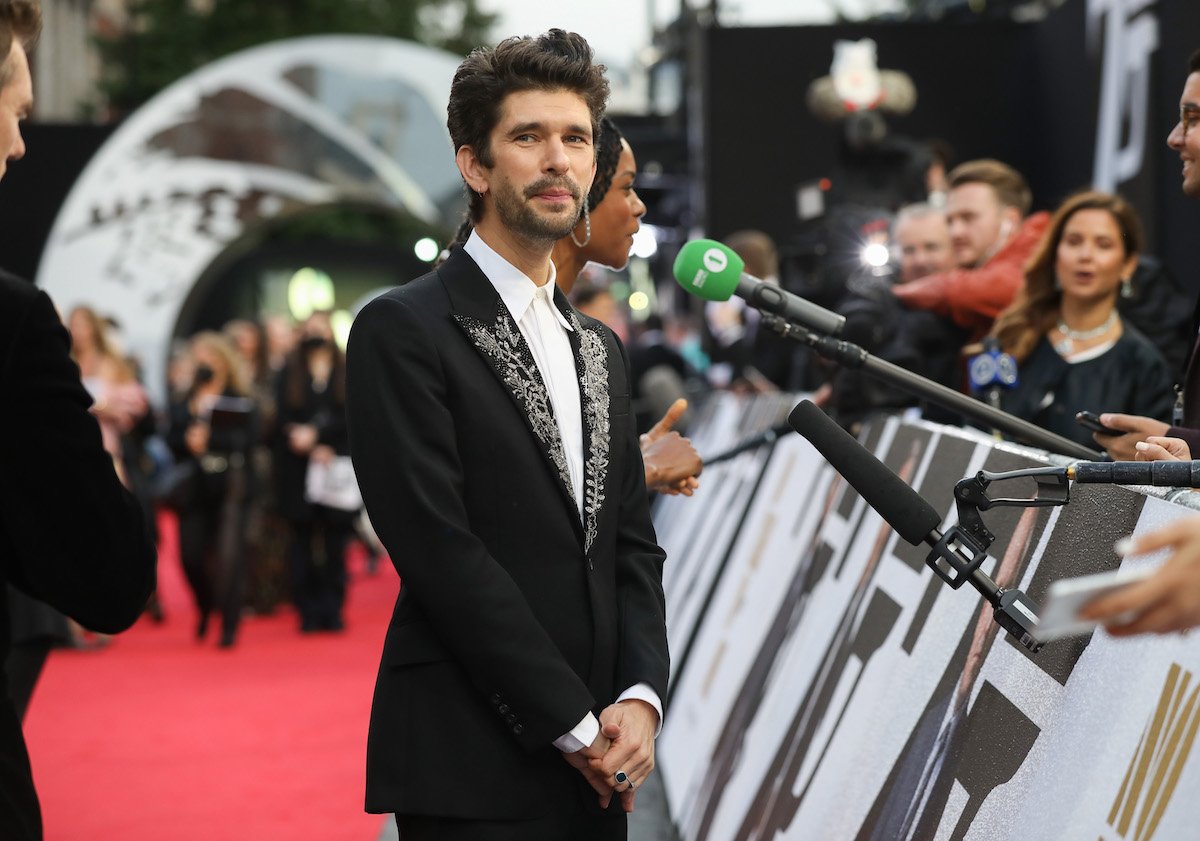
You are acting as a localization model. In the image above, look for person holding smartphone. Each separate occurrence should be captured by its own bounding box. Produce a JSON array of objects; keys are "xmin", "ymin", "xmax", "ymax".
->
[
  {"xmin": 1075, "ymin": 50, "xmax": 1200, "ymax": 637},
  {"xmin": 986, "ymin": 190, "xmax": 1173, "ymax": 449},
  {"xmin": 165, "ymin": 331, "xmax": 257, "ymax": 648},
  {"xmin": 1094, "ymin": 50, "xmax": 1200, "ymax": 461}
]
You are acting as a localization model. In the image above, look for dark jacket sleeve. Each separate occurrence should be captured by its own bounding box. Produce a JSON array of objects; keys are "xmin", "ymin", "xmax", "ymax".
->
[
  {"xmin": 346, "ymin": 294, "xmax": 595, "ymax": 751},
  {"xmin": 1129, "ymin": 338, "xmax": 1176, "ymax": 425},
  {"xmin": 1168, "ymin": 425, "xmax": 1200, "ymax": 457},
  {"xmin": 0, "ymin": 286, "xmax": 156, "ymax": 633},
  {"xmin": 611, "ymin": 336, "xmax": 670, "ymax": 703}
]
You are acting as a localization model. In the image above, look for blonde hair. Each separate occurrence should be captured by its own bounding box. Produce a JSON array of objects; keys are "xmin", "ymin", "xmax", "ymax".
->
[{"xmin": 190, "ymin": 331, "xmax": 249, "ymax": 396}]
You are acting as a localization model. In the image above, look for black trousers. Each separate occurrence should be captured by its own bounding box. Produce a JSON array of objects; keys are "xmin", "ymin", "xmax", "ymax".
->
[
  {"xmin": 396, "ymin": 803, "xmax": 627, "ymax": 841},
  {"xmin": 287, "ymin": 506, "xmax": 352, "ymax": 631},
  {"xmin": 178, "ymin": 476, "xmax": 247, "ymax": 640}
]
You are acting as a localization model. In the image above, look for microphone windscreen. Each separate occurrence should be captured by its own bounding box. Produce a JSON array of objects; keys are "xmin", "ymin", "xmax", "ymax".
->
[
  {"xmin": 788, "ymin": 400, "xmax": 941, "ymax": 545},
  {"xmin": 673, "ymin": 239, "xmax": 744, "ymax": 303}
]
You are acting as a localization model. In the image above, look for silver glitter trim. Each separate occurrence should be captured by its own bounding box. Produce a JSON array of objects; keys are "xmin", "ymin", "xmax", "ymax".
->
[
  {"xmin": 454, "ymin": 311, "xmax": 574, "ymax": 505},
  {"xmin": 570, "ymin": 310, "xmax": 610, "ymax": 555}
]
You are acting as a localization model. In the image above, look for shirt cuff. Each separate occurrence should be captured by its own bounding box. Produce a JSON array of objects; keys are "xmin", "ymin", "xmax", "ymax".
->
[
  {"xmin": 617, "ymin": 683, "xmax": 664, "ymax": 737},
  {"xmin": 554, "ymin": 712, "xmax": 599, "ymax": 753}
]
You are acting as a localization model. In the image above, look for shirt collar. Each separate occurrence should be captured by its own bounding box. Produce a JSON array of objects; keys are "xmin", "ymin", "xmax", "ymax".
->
[{"xmin": 464, "ymin": 230, "xmax": 573, "ymax": 331}]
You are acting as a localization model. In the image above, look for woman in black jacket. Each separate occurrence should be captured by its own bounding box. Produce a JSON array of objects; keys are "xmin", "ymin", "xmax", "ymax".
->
[
  {"xmin": 990, "ymin": 190, "xmax": 1173, "ymax": 449},
  {"xmin": 166, "ymin": 331, "xmax": 256, "ymax": 647},
  {"xmin": 273, "ymin": 311, "xmax": 356, "ymax": 633}
]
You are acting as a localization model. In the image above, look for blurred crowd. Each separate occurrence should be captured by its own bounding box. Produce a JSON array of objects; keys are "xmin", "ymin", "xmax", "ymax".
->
[
  {"xmin": 571, "ymin": 155, "xmax": 1187, "ymax": 460},
  {"xmin": 49, "ymin": 305, "xmax": 377, "ymax": 651}
]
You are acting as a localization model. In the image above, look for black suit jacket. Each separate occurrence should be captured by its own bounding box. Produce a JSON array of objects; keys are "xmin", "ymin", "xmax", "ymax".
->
[
  {"xmin": 346, "ymin": 247, "xmax": 669, "ymax": 820},
  {"xmin": 0, "ymin": 273, "xmax": 156, "ymax": 840}
]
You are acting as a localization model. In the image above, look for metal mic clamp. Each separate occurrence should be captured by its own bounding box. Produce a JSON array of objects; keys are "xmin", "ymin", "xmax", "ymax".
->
[{"xmin": 925, "ymin": 525, "xmax": 989, "ymax": 590}]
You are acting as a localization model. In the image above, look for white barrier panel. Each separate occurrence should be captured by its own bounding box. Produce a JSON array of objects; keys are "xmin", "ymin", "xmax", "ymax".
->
[{"xmin": 656, "ymin": 394, "xmax": 1200, "ymax": 841}]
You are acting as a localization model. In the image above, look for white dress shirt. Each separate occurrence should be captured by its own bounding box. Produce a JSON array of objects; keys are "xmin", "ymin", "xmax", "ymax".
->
[{"xmin": 463, "ymin": 232, "xmax": 662, "ymax": 752}]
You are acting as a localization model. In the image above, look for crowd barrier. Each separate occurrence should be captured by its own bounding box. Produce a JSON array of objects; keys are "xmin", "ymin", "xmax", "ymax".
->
[{"xmin": 654, "ymin": 393, "xmax": 1200, "ymax": 841}]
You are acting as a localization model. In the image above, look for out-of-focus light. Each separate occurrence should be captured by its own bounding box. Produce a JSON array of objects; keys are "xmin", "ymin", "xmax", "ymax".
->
[
  {"xmin": 631, "ymin": 225, "xmax": 659, "ymax": 259},
  {"xmin": 414, "ymin": 237, "xmax": 440, "ymax": 263},
  {"xmin": 331, "ymin": 309, "xmax": 353, "ymax": 349},
  {"xmin": 861, "ymin": 243, "xmax": 890, "ymax": 269},
  {"xmin": 628, "ymin": 291, "xmax": 650, "ymax": 311},
  {"xmin": 288, "ymin": 267, "xmax": 335, "ymax": 321}
]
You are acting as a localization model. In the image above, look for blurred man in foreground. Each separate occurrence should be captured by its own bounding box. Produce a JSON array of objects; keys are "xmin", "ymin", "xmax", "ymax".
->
[
  {"xmin": 0, "ymin": 2, "xmax": 157, "ymax": 837},
  {"xmin": 1081, "ymin": 49, "xmax": 1200, "ymax": 636},
  {"xmin": 1097, "ymin": 49, "xmax": 1200, "ymax": 461}
]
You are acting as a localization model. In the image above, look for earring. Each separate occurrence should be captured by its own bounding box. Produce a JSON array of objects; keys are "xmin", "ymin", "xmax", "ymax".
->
[
  {"xmin": 1053, "ymin": 274, "xmax": 1062, "ymax": 291},
  {"xmin": 1121, "ymin": 276, "xmax": 1134, "ymax": 298},
  {"xmin": 570, "ymin": 203, "xmax": 591, "ymax": 248}
]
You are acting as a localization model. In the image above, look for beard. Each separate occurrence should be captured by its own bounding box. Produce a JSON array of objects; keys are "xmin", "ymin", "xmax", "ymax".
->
[{"xmin": 491, "ymin": 175, "xmax": 583, "ymax": 244}]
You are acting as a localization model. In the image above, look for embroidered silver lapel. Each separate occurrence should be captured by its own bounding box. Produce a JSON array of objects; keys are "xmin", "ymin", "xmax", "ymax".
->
[
  {"xmin": 569, "ymin": 310, "xmax": 610, "ymax": 555},
  {"xmin": 454, "ymin": 310, "xmax": 575, "ymax": 505}
]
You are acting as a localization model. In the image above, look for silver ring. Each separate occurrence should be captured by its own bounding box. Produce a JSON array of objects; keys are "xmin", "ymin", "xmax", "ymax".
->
[
  {"xmin": 628, "ymin": 778, "xmax": 637, "ymax": 790},
  {"xmin": 615, "ymin": 769, "xmax": 629, "ymax": 786}
]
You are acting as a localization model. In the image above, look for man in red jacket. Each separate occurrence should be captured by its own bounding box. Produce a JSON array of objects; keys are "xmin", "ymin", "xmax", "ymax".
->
[{"xmin": 892, "ymin": 159, "xmax": 1049, "ymax": 342}]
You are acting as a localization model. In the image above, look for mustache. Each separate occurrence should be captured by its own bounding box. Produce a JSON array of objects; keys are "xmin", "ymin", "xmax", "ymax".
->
[{"xmin": 523, "ymin": 177, "xmax": 582, "ymax": 201}]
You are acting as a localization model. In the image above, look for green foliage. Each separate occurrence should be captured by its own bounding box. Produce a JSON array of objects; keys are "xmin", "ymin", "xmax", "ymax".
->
[
  {"xmin": 96, "ymin": 0, "xmax": 496, "ymax": 115},
  {"xmin": 263, "ymin": 204, "xmax": 446, "ymax": 247}
]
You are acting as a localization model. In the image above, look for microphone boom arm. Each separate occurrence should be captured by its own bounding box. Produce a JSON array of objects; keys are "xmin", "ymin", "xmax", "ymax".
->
[{"xmin": 763, "ymin": 315, "xmax": 1104, "ymax": 460}]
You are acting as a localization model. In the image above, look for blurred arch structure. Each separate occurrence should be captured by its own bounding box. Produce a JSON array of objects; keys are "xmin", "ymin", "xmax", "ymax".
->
[{"xmin": 38, "ymin": 35, "xmax": 464, "ymax": 403}]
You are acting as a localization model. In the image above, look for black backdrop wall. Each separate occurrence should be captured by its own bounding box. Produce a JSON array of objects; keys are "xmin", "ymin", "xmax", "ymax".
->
[
  {"xmin": 0, "ymin": 124, "xmax": 113, "ymax": 283},
  {"xmin": 703, "ymin": 0, "xmax": 1200, "ymax": 293}
]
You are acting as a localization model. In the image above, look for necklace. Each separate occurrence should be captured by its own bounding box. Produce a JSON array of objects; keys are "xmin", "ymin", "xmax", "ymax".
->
[{"xmin": 1054, "ymin": 310, "xmax": 1117, "ymax": 355}]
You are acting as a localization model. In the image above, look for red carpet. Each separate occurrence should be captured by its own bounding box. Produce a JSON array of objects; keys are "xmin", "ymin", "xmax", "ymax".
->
[{"xmin": 23, "ymin": 512, "xmax": 399, "ymax": 841}]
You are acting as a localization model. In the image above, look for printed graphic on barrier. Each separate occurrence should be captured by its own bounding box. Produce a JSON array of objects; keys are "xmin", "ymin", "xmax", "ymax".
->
[{"xmin": 655, "ymin": 394, "xmax": 1200, "ymax": 840}]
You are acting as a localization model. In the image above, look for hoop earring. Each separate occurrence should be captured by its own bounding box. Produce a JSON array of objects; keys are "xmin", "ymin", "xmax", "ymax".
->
[{"xmin": 570, "ymin": 204, "xmax": 591, "ymax": 248}]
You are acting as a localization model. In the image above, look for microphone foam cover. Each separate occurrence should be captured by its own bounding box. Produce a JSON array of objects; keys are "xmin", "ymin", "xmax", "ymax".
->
[
  {"xmin": 788, "ymin": 400, "xmax": 941, "ymax": 545},
  {"xmin": 673, "ymin": 239, "xmax": 743, "ymax": 303}
]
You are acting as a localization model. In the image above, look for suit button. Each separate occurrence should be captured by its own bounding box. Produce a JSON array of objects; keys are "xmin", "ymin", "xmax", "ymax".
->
[
  {"xmin": 512, "ymin": 724, "xmax": 524, "ymax": 736},
  {"xmin": 491, "ymin": 693, "xmax": 501, "ymax": 706},
  {"xmin": 505, "ymin": 713, "xmax": 516, "ymax": 724},
  {"xmin": 498, "ymin": 704, "xmax": 510, "ymax": 715}
]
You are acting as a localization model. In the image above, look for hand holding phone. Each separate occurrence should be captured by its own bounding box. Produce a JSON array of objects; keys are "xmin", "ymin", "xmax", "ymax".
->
[
  {"xmin": 1034, "ymin": 565, "xmax": 1156, "ymax": 642},
  {"xmin": 1076, "ymin": 410, "xmax": 1121, "ymax": 436}
]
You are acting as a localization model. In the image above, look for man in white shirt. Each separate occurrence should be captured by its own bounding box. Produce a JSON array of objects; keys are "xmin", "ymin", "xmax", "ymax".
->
[{"xmin": 346, "ymin": 29, "xmax": 667, "ymax": 840}]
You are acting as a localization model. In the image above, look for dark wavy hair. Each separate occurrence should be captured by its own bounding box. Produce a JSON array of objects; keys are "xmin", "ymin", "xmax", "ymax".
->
[
  {"xmin": 586, "ymin": 116, "xmax": 624, "ymax": 212},
  {"xmin": 447, "ymin": 29, "xmax": 610, "ymax": 223},
  {"xmin": 991, "ymin": 190, "xmax": 1143, "ymax": 362},
  {"xmin": 0, "ymin": 0, "xmax": 40, "ymax": 88}
]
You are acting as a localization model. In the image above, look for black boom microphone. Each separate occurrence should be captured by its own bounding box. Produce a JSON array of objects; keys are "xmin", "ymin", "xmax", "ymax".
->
[
  {"xmin": 788, "ymin": 400, "xmax": 1043, "ymax": 652},
  {"xmin": 1069, "ymin": 460, "xmax": 1200, "ymax": 487}
]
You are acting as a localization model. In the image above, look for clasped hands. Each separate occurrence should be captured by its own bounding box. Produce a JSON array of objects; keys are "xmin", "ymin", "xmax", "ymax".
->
[{"xmin": 561, "ymin": 700, "xmax": 657, "ymax": 813}]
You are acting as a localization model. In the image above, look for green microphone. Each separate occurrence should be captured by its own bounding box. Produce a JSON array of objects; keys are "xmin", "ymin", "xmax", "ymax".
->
[{"xmin": 673, "ymin": 239, "xmax": 845, "ymax": 336}]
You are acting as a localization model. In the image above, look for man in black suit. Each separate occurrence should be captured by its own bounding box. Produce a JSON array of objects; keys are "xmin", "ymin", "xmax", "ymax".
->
[
  {"xmin": 0, "ymin": 5, "xmax": 157, "ymax": 838},
  {"xmin": 346, "ymin": 29, "xmax": 668, "ymax": 840}
]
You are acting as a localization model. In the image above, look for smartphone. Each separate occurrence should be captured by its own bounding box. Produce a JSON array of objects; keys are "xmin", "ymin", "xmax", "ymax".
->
[
  {"xmin": 1033, "ymin": 565, "xmax": 1156, "ymax": 642},
  {"xmin": 1075, "ymin": 410, "xmax": 1121, "ymax": 436}
]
